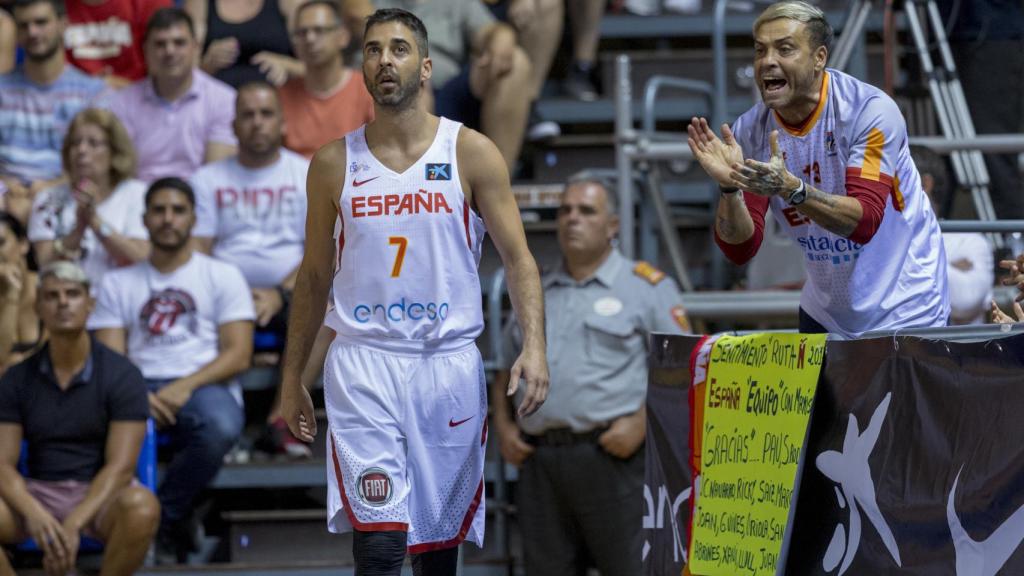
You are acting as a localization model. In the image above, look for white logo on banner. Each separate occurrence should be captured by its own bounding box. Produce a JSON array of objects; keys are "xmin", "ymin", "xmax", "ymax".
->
[
  {"xmin": 947, "ymin": 466, "xmax": 1024, "ymax": 576},
  {"xmin": 815, "ymin": 392, "xmax": 902, "ymax": 574},
  {"xmin": 642, "ymin": 483, "xmax": 691, "ymax": 563}
]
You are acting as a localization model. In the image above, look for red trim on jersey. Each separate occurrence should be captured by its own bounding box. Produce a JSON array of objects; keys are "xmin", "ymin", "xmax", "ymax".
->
[
  {"xmin": 406, "ymin": 479, "xmax": 483, "ymax": 554},
  {"xmin": 713, "ymin": 192, "xmax": 769, "ymax": 265},
  {"xmin": 480, "ymin": 418, "xmax": 488, "ymax": 446},
  {"xmin": 330, "ymin": 436, "xmax": 409, "ymax": 532},
  {"xmin": 462, "ymin": 201, "xmax": 472, "ymax": 248},
  {"xmin": 845, "ymin": 168, "xmax": 893, "ymax": 243}
]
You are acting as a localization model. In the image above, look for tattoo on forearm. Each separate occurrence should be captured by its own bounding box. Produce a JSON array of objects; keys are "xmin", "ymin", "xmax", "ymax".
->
[
  {"xmin": 801, "ymin": 186, "xmax": 857, "ymax": 237},
  {"xmin": 717, "ymin": 216, "xmax": 736, "ymax": 239}
]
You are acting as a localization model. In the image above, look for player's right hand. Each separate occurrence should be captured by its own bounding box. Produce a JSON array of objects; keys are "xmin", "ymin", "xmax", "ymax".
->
[
  {"xmin": 281, "ymin": 384, "xmax": 317, "ymax": 443},
  {"xmin": 496, "ymin": 420, "xmax": 534, "ymax": 467},
  {"xmin": 687, "ymin": 116, "xmax": 745, "ymax": 188},
  {"xmin": 508, "ymin": 346, "xmax": 549, "ymax": 418}
]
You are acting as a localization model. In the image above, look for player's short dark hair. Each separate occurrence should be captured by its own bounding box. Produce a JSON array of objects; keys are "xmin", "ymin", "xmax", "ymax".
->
[
  {"xmin": 144, "ymin": 7, "xmax": 195, "ymax": 44},
  {"xmin": 294, "ymin": 0, "xmax": 343, "ymax": 25},
  {"xmin": 910, "ymin": 144, "xmax": 953, "ymax": 218},
  {"xmin": 12, "ymin": 0, "xmax": 65, "ymax": 17},
  {"xmin": 755, "ymin": 1, "xmax": 834, "ymax": 58},
  {"xmin": 146, "ymin": 177, "xmax": 196, "ymax": 209},
  {"xmin": 364, "ymin": 8, "xmax": 429, "ymax": 59}
]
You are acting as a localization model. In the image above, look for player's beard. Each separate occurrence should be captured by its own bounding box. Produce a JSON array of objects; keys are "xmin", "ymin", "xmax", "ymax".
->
[{"xmin": 368, "ymin": 70, "xmax": 421, "ymax": 111}]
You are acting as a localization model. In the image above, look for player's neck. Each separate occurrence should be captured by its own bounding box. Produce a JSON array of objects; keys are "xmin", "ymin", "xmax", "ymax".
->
[
  {"xmin": 564, "ymin": 245, "xmax": 613, "ymax": 282},
  {"xmin": 368, "ymin": 103, "xmax": 435, "ymax": 149},
  {"xmin": 149, "ymin": 245, "xmax": 194, "ymax": 274},
  {"xmin": 24, "ymin": 51, "xmax": 66, "ymax": 86},
  {"xmin": 775, "ymin": 73, "xmax": 825, "ymax": 126}
]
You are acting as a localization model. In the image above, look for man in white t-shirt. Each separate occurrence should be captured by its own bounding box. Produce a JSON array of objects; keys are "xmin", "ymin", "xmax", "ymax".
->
[
  {"xmin": 88, "ymin": 177, "xmax": 255, "ymax": 563},
  {"xmin": 688, "ymin": 1, "xmax": 948, "ymax": 337},
  {"xmin": 192, "ymin": 81, "xmax": 310, "ymax": 457}
]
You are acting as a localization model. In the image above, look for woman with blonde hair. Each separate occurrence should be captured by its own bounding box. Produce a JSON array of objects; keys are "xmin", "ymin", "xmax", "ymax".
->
[{"xmin": 28, "ymin": 107, "xmax": 150, "ymax": 287}]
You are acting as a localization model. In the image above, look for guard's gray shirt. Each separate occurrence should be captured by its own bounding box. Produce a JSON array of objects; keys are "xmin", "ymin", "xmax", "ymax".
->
[{"xmin": 504, "ymin": 250, "xmax": 689, "ymax": 434}]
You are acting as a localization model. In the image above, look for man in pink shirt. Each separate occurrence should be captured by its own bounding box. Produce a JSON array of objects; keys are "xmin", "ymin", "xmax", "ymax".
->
[{"xmin": 110, "ymin": 7, "xmax": 237, "ymax": 182}]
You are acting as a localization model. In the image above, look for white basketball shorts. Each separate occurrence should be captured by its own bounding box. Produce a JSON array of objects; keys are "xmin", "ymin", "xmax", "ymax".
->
[{"xmin": 323, "ymin": 337, "xmax": 487, "ymax": 552}]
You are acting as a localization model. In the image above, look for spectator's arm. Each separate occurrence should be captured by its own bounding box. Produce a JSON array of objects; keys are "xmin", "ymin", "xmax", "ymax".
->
[
  {"xmin": 91, "ymin": 220, "xmax": 150, "ymax": 267},
  {"xmin": 63, "ymin": 421, "xmax": 145, "ymax": 535},
  {"xmin": 183, "ymin": 0, "xmax": 209, "ymax": 47},
  {"xmin": 0, "ymin": 270, "xmax": 21, "ymax": 370},
  {"xmin": 204, "ymin": 142, "xmax": 238, "ymax": 165},
  {"xmin": 0, "ymin": 423, "xmax": 47, "ymax": 528},
  {"xmin": 171, "ymin": 319, "xmax": 253, "ymax": 394},
  {"xmin": 0, "ymin": 11, "xmax": 14, "ymax": 74},
  {"xmin": 94, "ymin": 328, "xmax": 128, "ymax": 355}
]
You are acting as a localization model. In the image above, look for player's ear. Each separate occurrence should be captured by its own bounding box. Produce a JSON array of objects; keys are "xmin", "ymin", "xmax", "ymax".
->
[
  {"xmin": 420, "ymin": 56, "xmax": 432, "ymax": 85},
  {"xmin": 815, "ymin": 45, "xmax": 828, "ymax": 73}
]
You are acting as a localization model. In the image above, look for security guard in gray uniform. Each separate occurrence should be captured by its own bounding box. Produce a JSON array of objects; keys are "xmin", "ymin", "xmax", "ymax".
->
[{"xmin": 493, "ymin": 173, "xmax": 691, "ymax": 576}]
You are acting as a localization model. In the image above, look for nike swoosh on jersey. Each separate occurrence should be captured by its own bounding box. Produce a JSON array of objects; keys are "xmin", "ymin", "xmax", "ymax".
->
[
  {"xmin": 449, "ymin": 416, "xmax": 473, "ymax": 427},
  {"xmin": 352, "ymin": 176, "xmax": 380, "ymax": 187}
]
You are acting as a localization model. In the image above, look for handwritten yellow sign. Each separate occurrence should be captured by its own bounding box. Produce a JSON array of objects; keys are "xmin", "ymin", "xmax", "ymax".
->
[{"xmin": 688, "ymin": 333, "xmax": 826, "ymax": 576}]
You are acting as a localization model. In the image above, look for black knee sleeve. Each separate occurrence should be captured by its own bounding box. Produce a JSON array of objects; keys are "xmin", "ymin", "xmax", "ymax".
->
[
  {"xmin": 411, "ymin": 546, "xmax": 459, "ymax": 576},
  {"xmin": 353, "ymin": 530, "xmax": 407, "ymax": 576}
]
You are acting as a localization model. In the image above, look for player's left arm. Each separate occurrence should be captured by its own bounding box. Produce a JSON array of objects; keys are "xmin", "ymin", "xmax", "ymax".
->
[{"xmin": 458, "ymin": 128, "xmax": 548, "ymax": 417}]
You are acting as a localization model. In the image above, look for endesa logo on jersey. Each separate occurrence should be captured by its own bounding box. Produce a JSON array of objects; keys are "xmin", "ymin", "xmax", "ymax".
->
[
  {"xmin": 353, "ymin": 298, "xmax": 450, "ymax": 324},
  {"xmin": 797, "ymin": 234, "xmax": 864, "ymax": 265},
  {"xmin": 351, "ymin": 189, "xmax": 453, "ymax": 218}
]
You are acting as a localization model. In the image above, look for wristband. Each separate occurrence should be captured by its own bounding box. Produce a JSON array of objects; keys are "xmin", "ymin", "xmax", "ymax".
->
[{"xmin": 719, "ymin": 185, "xmax": 739, "ymax": 195}]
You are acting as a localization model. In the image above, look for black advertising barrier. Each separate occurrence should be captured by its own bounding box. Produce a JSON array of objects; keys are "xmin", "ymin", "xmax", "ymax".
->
[{"xmin": 645, "ymin": 333, "xmax": 1024, "ymax": 576}]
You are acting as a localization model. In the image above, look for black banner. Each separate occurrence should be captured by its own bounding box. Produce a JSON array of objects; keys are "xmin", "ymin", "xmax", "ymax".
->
[{"xmin": 645, "ymin": 333, "xmax": 1024, "ymax": 576}]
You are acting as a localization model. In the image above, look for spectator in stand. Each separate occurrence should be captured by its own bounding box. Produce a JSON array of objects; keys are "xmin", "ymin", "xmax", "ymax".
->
[
  {"xmin": 29, "ymin": 108, "xmax": 150, "ymax": 288},
  {"xmin": 110, "ymin": 8, "xmax": 237, "ymax": 183},
  {"xmin": 63, "ymin": 0, "xmax": 172, "ymax": 87},
  {"xmin": 939, "ymin": 0, "xmax": 1024, "ymax": 219},
  {"xmin": 486, "ymin": 0, "xmax": 563, "ymax": 141},
  {"xmin": 191, "ymin": 81, "xmax": 310, "ymax": 458},
  {"xmin": 493, "ymin": 174, "xmax": 690, "ymax": 576},
  {"xmin": 0, "ymin": 0, "xmax": 107, "ymax": 225},
  {"xmin": 562, "ymin": 0, "xmax": 606, "ymax": 102},
  {"xmin": 371, "ymin": 0, "xmax": 534, "ymax": 172},
  {"xmin": 0, "ymin": 212, "xmax": 42, "ymax": 372},
  {"xmin": 278, "ymin": 0, "xmax": 373, "ymax": 158},
  {"xmin": 993, "ymin": 252, "xmax": 1024, "ymax": 323},
  {"xmin": 0, "ymin": 261, "xmax": 159, "ymax": 576},
  {"xmin": 89, "ymin": 178, "xmax": 254, "ymax": 563},
  {"xmin": 185, "ymin": 0, "xmax": 303, "ymax": 88},
  {"xmin": 911, "ymin": 145, "xmax": 993, "ymax": 325}
]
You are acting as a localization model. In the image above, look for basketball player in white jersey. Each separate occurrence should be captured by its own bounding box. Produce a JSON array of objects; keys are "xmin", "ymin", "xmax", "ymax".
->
[
  {"xmin": 278, "ymin": 8, "xmax": 548, "ymax": 575},
  {"xmin": 687, "ymin": 0, "xmax": 948, "ymax": 338}
]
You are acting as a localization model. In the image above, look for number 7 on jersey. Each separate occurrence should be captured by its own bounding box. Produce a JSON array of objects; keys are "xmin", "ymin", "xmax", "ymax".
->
[{"xmin": 388, "ymin": 236, "xmax": 408, "ymax": 278}]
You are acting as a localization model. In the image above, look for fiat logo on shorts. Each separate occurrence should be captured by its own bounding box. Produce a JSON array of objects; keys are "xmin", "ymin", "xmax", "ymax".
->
[{"xmin": 358, "ymin": 467, "xmax": 392, "ymax": 507}]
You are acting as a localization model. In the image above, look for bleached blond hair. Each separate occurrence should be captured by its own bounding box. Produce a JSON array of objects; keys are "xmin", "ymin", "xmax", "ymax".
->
[{"xmin": 754, "ymin": 1, "xmax": 833, "ymax": 56}]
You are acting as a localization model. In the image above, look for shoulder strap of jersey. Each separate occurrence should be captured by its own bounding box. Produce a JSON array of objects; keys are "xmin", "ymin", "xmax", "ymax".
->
[{"xmin": 633, "ymin": 261, "xmax": 665, "ymax": 284}]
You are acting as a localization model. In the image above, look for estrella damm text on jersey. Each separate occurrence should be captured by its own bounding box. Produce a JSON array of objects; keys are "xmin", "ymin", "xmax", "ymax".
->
[{"xmin": 326, "ymin": 118, "xmax": 486, "ymax": 352}]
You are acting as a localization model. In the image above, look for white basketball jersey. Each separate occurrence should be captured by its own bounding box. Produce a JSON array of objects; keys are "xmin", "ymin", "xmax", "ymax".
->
[
  {"xmin": 326, "ymin": 118, "xmax": 486, "ymax": 352},
  {"xmin": 732, "ymin": 69, "xmax": 949, "ymax": 337}
]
